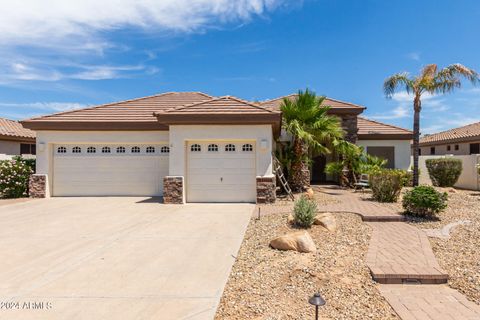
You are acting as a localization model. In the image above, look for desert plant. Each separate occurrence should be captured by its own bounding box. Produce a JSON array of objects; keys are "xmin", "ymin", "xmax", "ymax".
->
[
  {"xmin": 369, "ymin": 169, "xmax": 406, "ymax": 202},
  {"xmin": 293, "ymin": 195, "xmax": 318, "ymax": 228},
  {"xmin": 384, "ymin": 63, "xmax": 479, "ymax": 186},
  {"xmin": 425, "ymin": 158, "xmax": 462, "ymax": 187},
  {"xmin": 280, "ymin": 89, "xmax": 344, "ymax": 191},
  {"xmin": 0, "ymin": 157, "xmax": 35, "ymax": 198},
  {"xmin": 402, "ymin": 185, "xmax": 448, "ymax": 218}
]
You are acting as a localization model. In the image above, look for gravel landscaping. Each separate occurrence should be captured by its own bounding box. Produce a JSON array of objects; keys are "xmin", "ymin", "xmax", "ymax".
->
[{"xmin": 216, "ymin": 192, "xmax": 397, "ymax": 320}]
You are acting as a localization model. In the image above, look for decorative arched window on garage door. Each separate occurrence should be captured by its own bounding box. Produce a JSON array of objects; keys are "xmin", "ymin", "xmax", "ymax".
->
[
  {"xmin": 190, "ymin": 144, "xmax": 201, "ymax": 152},
  {"xmin": 72, "ymin": 146, "xmax": 82, "ymax": 153},
  {"xmin": 242, "ymin": 144, "xmax": 253, "ymax": 152},
  {"xmin": 57, "ymin": 146, "xmax": 67, "ymax": 153},
  {"xmin": 146, "ymin": 146, "xmax": 155, "ymax": 153},
  {"xmin": 208, "ymin": 144, "xmax": 218, "ymax": 152},
  {"xmin": 87, "ymin": 146, "xmax": 96, "ymax": 153},
  {"xmin": 160, "ymin": 146, "xmax": 170, "ymax": 154},
  {"xmin": 102, "ymin": 146, "xmax": 111, "ymax": 153},
  {"xmin": 225, "ymin": 144, "xmax": 236, "ymax": 152},
  {"xmin": 131, "ymin": 146, "xmax": 141, "ymax": 153},
  {"xmin": 116, "ymin": 146, "xmax": 125, "ymax": 153}
]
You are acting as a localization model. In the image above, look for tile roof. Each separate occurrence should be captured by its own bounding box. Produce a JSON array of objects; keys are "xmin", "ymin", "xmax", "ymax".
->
[
  {"xmin": 23, "ymin": 92, "xmax": 212, "ymax": 123},
  {"xmin": 0, "ymin": 117, "xmax": 36, "ymax": 141},
  {"xmin": 157, "ymin": 95, "xmax": 277, "ymax": 115},
  {"xmin": 259, "ymin": 94, "xmax": 366, "ymax": 112},
  {"xmin": 357, "ymin": 117, "xmax": 412, "ymax": 139},
  {"xmin": 419, "ymin": 121, "xmax": 480, "ymax": 145}
]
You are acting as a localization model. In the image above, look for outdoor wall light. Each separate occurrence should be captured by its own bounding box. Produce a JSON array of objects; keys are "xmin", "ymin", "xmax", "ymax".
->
[
  {"xmin": 38, "ymin": 142, "xmax": 45, "ymax": 152},
  {"xmin": 308, "ymin": 292, "xmax": 325, "ymax": 320},
  {"xmin": 260, "ymin": 139, "xmax": 268, "ymax": 150}
]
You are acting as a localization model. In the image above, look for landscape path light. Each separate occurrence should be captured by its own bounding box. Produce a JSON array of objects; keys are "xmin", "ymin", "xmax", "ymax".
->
[{"xmin": 308, "ymin": 292, "xmax": 325, "ymax": 320}]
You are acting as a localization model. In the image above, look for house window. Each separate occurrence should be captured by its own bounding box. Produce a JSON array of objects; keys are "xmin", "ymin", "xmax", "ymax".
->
[
  {"xmin": 190, "ymin": 144, "xmax": 201, "ymax": 152},
  {"xmin": 208, "ymin": 144, "xmax": 218, "ymax": 152},
  {"xmin": 131, "ymin": 146, "xmax": 141, "ymax": 153},
  {"xmin": 430, "ymin": 147, "xmax": 435, "ymax": 155},
  {"xmin": 455, "ymin": 144, "xmax": 459, "ymax": 151},
  {"xmin": 57, "ymin": 146, "xmax": 67, "ymax": 154},
  {"xmin": 116, "ymin": 146, "xmax": 126, "ymax": 153},
  {"xmin": 102, "ymin": 146, "xmax": 111, "ymax": 153},
  {"xmin": 20, "ymin": 143, "xmax": 36, "ymax": 155},
  {"xmin": 470, "ymin": 143, "xmax": 480, "ymax": 155},
  {"xmin": 87, "ymin": 146, "xmax": 96, "ymax": 154},
  {"xmin": 418, "ymin": 148, "xmax": 421, "ymax": 156},
  {"xmin": 146, "ymin": 146, "xmax": 155, "ymax": 153},
  {"xmin": 72, "ymin": 146, "xmax": 82, "ymax": 153},
  {"xmin": 447, "ymin": 145, "xmax": 451, "ymax": 151},
  {"xmin": 242, "ymin": 144, "xmax": 253, "ymax": 152},
  {"xmin": 225, "ymin": 144, "xmax": 236, "ymax": 152},
  {"xmin": 160, "ymin": 146, "xmax": 170, "ymax": 154}
]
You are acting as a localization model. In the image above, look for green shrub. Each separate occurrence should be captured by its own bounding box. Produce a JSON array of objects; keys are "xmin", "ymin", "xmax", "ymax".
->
[
  {"xmin": 369, "ymin": 169, "xmax": 406, "ymax": 202},
  {"xmin": 426, "ymin": 158, "xmax": 462, "ymax": 187},
  {"xmin": 0, "ymin": 157, "xmax": 35, "ymax": 198},
  {"xmin": 293, "ymin": 195, "xmax": 318, "ymax": 228},
  {"xmin": 402, "ymin": 186, "xmax": 448, "ymax": 218}
]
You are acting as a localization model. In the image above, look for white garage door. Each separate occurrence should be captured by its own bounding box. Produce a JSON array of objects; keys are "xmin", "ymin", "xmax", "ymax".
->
[
  {"xmin": 187, "ymin": 141, "xmax": 256, "ymax": 203},
  {"xmin": 53, "ymin": 144, "xmax": 169, "ymax": 196}
]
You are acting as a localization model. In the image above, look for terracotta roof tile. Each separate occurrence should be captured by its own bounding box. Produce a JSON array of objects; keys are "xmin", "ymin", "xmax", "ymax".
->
[
  {"xmin": 358, "ymin": 117, "xmax": 412, "ymax": 139},
  {"xmin": 419, "ymin": 121, "xmax": 480, "ymax": 145},
  {"xmin": 260, "ymin": 94, "xmax": 366, "ymax": 111},
  {"xmin": 0, "ymin": 117, "xmax": 36, "ymax": 140}
]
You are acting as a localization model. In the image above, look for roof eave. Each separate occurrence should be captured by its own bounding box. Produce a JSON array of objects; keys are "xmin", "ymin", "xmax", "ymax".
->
[
  {"xmin": 358, "ymin": 133, "xmax": 413, "ymax": 140},
  {"xmin": 419, "ymin": 135, "xmax": 480, "ymax": 146},
  {"xmin": 0, "ymin": 134, "xmax": 36, "ymax": 142},
  {"xmin": 21, "ymin": 121, "xmax": 168, "ymax": 131}
]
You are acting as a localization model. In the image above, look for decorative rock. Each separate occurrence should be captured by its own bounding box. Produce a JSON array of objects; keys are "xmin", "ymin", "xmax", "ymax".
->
[
  {"xmin": 163, "ymin": 176, "xmax": 184, "ymax": 204},
  {"xmin": 304, "ymin": 187, "xmax": 315, "ymax": 200},
  {"xmin": 448, "ymin": 188, "xmax": 457, "ymax": 193},
  {"xmin": 423, "ymin": 220, "xmax": 471, "ymax": 239},
  {"xmin": 287, "ymin": 214, "xmax": 295, "ymax": 224},
  {"xmin": 270, "ymin": 231, "xmax": 316, "ymax": 253},
  {"xmin": 29, "ymin": 174, "xmax": 48, "ymax": 198},
  {"xmin": 256, "ymin": 177, "xmax": 276, "ymax": 204},
  {"xmin": 314, "ymin": 212, "xmax": 337, "ymax": 232}
]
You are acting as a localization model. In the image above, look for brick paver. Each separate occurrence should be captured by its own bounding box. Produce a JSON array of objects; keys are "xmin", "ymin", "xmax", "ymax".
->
[
  {"xmin": 314, "ymin": 185, "xmax": 405, "ymax": 221},
  {"xmin": 366, "ymin": 222, "xmax": 448, "ymax": 284},
  {"xmin": 379, "ymin": 285, "xmax": 480, "ymax": 320}
]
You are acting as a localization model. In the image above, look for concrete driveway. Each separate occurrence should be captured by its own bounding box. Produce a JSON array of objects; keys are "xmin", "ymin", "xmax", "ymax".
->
[{"xmin": 0, "ymin": 198, "xmax": 253, "ymax": 320}]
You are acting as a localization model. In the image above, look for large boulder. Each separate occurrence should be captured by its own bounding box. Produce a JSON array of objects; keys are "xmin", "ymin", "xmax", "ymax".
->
[
  {"xmin": 314, "ymin": 212, "xmax": 337, "ymax": 232},
  {"xmin": 270, "ymin": 231, "xmax": 316, "ymax": 253}
]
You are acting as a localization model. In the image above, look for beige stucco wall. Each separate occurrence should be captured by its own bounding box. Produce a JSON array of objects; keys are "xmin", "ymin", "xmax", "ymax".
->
[
  {"xmin": 0, "ymin": 140, "xmax": 21, "ymax": 155},
  {"xmin": 168, "ymin": 125, "xmax": 273, "ymax": 177},
  {"xmin": 357, "ymin": 139, "xmax": 412, "ymax": 170},
  {"xmin": 419, "ymin": 140, "xmax": 480, "ymax": 156},
  {"xmin": 35, "ymin": 131, "xmax": 169, "ymax": 195}
]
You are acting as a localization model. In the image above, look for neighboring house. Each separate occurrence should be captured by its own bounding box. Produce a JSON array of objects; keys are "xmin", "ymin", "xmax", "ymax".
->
[
  {"xmin": 0, "ymin": 117, "xmax": 36, "ymax": 156},
  {"xmin": 419, "ymin": 121, "xmax": 480, "ymax": 156},
  {"xmin": 22, "ymin": 92, "xmax": 412, "ymax": 203}
]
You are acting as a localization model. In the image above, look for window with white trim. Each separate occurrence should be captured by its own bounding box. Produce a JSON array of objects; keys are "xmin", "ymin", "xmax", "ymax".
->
[
  {"xmin": 225, "ymin": 144, "xmax": 236, "ymax": 152},
  {"xmin": 131, "ymin": 146, "xmax": 141, "ymax": 153},
  {"xmin": 87, "ymin": 146, "xmax": 96, "ymax": 153},
  {"xmin": 102, "ymin": 146, "xmax": 111, "ymax": 153},
  {"xmin": 57, "ymin": 146, "xmax": 67, "ymax": 153},
  {"xmin": 242, "ymin": 144, "xmax": 253, "ymax": 152},
  {"xmin": 208, "ymin": 144, "xmax": 218, "ymax": 152},
  {"xmin": 161, "ymin": 146, "xmax": 170, "ymax": 154},
  {"xmin": 146, "ymin": 146, "xmax": 155, "ymax": 153},
  {"xmin": 116, "ymin": 146, "xmax": 126, "ymax": 153},
  {"xmin": 72, "ymin": 146, "xmax": 81, "ymax": 153},
  {"xmin": 190, "ymin": 144, "xmax": 201, "ymax": 152}
]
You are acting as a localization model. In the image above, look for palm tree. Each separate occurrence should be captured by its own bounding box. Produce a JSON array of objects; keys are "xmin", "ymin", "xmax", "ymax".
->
[
  {"xmin": 280, "ymin": 89, "xmax": 344, "ymax": 191},
  {"xmin": 384, "ymin": 64, "xmax": 479, "ymax": 186}
]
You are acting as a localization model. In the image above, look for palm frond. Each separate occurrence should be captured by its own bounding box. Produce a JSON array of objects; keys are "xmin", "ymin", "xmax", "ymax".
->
[{"xmin": 383, "ymin": 73, "xmax": 414, "ymax": 98}]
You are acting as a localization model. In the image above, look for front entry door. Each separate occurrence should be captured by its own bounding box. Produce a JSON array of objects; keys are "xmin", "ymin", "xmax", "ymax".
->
[{"xmin": 311, "ymin": 155, "xmax": 327, "ymax": 183}]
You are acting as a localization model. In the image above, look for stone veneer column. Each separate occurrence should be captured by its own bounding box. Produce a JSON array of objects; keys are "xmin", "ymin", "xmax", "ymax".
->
[
  {"xmin": 341, "ymin": 114, "xmax": 359, "ymax": 143},
  {"xmin": 256, "ymin": 176, "xmax": 276, "ymax": 204},
  {"xmin": 163, "ymin": 176, "xmax": 184, "ymax": 204},
  {"xmin": 29, "ymin": 174, "xmax": 48, "ymax": 198}
]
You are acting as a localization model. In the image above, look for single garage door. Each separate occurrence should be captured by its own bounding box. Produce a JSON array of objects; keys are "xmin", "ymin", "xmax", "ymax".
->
[
  {"xmin": 187, "ymin": 141, "xmax": 256, "ymax": 203},
  {"xmin": 53, "ymin": 144, "xmax": 169, "ymax": 196}
]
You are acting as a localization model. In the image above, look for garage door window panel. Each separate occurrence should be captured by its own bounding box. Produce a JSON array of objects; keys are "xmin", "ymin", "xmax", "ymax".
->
[
  {"xmin": 72, "ymin": 146, "xmax": 82, "ymax": 154},
  {"xmin": 191, "ymin": 144, "xmax": 201, "ymax": 152},
  {"xmin": 131, "ymin": 146, "xmax": 141, "ymax": 153},
  {"xmin": 160, "ymin": 146, "xmax": 170, "ymax": 154},
  {"xmin": 225, "ymin": 144, "xmax": 236, "ymax": 152},
  {"xmin": 242, "ymin": 144, "xmax": 253, "ymax": 152},
  {"xmin": 87, "ymin": 147, "xmax": 96, "ymax": 154}
]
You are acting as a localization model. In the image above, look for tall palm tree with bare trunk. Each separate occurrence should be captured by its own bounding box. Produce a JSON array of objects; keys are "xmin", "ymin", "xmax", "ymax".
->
[{"xmin": 384, "ymin": 64, "xmax": 479, "ymax": 186}]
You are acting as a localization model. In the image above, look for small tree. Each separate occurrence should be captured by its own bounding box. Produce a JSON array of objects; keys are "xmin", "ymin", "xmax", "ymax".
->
[{"xmin": 426, "ymin": 158, "xmax": 462, "ymax": 187}]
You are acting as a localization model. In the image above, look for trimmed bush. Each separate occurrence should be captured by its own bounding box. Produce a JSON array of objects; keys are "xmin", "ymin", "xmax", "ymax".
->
[
  {"xmin": 293, "ymin": 195, "xmax": 318, "ymax": 228},
  {"xmin": 402, "ymin": 185, "xmax": 448, "ymax": 218},
  {"xmin": 0, "ymin": 157, "xmax": 35, "ymax": 198},
  {"xmin": 369, "ymin": 169, "xmax": 407, "ymax": 202},
  {"xmin": 426, "ymin": 158, "xmax": 462, "ymax": 187}
]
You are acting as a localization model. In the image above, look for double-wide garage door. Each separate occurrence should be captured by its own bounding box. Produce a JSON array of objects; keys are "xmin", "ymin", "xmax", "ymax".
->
[
  {"xmin": 53, "ymin": 144, "xmax": 169, "ymax": 196},
  {"xmin": 187, "ymin": 141, "xmax": 256, "ymax": 203}
]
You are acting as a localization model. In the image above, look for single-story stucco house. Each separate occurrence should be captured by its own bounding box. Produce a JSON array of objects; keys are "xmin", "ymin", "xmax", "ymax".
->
[
  {"xmin": 0, "ymin": 117, "xmax": 36, "ymax": 156},
  {"xmin": 21, "ymin": 92, "xmax": 412, "ymax": 203},
  {"xmin": 419, "ymin": 121, "xmax": 480, "ymax": 155}
]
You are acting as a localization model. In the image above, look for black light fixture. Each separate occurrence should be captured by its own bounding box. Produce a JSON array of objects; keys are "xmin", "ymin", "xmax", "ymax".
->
[{"xmin": 308, "ymin": 292, "xmax": 326, "ymax": 320}]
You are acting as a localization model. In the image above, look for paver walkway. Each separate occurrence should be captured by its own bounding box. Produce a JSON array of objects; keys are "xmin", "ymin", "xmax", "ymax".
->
[
  {"xmin": 379, "ymin": 285, "xmax": 480, "ymax": 320},
  {"xmin": 314, "ymin": 185, "xmax": 405, "ymax": 221},
  {"xmin": 366, "ymin": 222, "xmax": 448, "ymax": 284}
]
